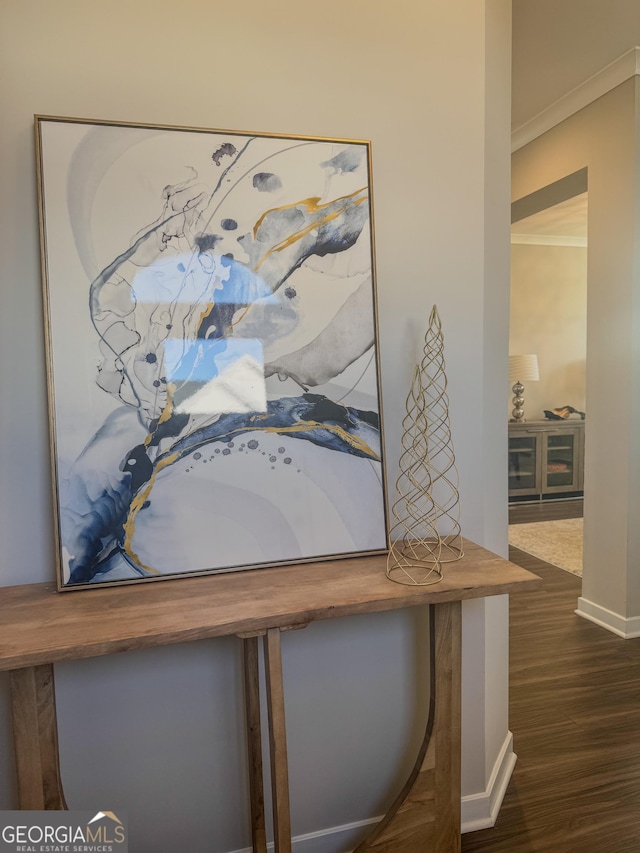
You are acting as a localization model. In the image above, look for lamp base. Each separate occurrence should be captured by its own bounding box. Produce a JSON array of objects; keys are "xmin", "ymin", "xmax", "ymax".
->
[{"xmin": 510, "ymin": 381, "xmax": 525, "ymax": 422}]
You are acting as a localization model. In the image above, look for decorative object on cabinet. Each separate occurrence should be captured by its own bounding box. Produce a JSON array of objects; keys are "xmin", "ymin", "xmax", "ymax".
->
[
  {"xmin": 35, "ymin": 115, "xmax": 388, "ymax": 590},
  {"xmin": 508, "ymin": 354, "xmax": 539, "ymax": 422},
  {"xmin": 387, "ymin": 306, "xmax": 463, "ymax": 587},
  {"xmin": 508, "ymin": 420, "xmax": 584, "ymax": 502},
  {"xmin": 544, "ymin": 405, "xmax": 585, "ymax": 420}
]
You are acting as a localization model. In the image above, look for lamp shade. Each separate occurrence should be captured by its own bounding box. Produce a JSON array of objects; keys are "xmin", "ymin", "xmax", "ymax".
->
[{"xmin": 508, "ymin": 354, "xmax": 539, "ymax": 382}]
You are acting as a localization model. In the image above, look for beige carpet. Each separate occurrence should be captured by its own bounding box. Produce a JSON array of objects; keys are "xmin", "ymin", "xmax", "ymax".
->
[{"xmin": 508, "ymin": 517, "xmax": 583, "ymax": 576}]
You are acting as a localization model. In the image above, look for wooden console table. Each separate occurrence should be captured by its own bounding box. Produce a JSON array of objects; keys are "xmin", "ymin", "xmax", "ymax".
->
[{"xmin": 0, "ymin": 540, "xmax": 539, "ymax": 852}]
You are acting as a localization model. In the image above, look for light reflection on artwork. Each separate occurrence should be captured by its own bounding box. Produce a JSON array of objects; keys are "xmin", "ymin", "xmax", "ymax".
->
[{"xmin": 37, "ymin": 118, "xmax": 388, "ymax": 587}]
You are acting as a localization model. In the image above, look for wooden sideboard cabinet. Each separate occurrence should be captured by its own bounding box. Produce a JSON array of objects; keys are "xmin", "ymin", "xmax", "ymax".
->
[{"xmin": 508, "ymin": 419, "xmax": 585, "ymax": 501}]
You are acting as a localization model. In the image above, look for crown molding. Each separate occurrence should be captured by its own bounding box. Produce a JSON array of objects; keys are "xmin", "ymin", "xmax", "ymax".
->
[
  {"xmin": 511, "ymin": 234, "xmax": 587, "ymax": 248},
  {"xmin": 512, "ymin": 47, "xmax": 640, "ymax": 152}
]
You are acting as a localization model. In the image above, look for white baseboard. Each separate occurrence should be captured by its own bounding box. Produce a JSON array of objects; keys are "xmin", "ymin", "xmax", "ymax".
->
[
  {"xmin": 227, "ymin": 731, "xmax": 517, "ymax": 853},
  {"xmin": 576, "ymin": 596, "xmax": 640, "ymax": 639},
  {"xmin": 461, "ymin": 730, "xmax": 517, "ymax": 834},
  {"xmin": 227, "ymin": 815, "xmax": 381, "ymax": 853}
]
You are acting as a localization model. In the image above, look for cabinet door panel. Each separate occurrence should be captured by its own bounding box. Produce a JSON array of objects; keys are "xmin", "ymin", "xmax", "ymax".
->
[
  {"xmin": 508, "ymin": 435, "xmax": 539, "ymax": 496},
  {"xmin": 508, "ymin": 422, "xmax": 584, "ymax": 502},
  {"xmin": 543, "ymin": 429, "xmax": 581, "ymax": 493}
]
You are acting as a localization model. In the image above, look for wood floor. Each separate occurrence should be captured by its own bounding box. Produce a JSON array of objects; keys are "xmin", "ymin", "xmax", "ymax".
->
[
  {"xmin": 461, "ymin": 545, "xmax": 640, "ymax": 853},
  {"xmin": 509, "ymin": 497, "xmax": 584, "ymax": 525}
]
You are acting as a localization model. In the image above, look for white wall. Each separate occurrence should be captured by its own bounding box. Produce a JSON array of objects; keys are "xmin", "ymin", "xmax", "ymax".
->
[
  {"xmin": 0, "ymin": 1, "xmax": 512, "ymax": 849},
  {"xmin": 513, "ymin": 78, "xmax": 640, "ymax": 633}
]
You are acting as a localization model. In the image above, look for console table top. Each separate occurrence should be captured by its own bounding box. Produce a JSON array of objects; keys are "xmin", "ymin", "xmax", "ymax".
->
[{"xmin": 0, "ymin": 539, "xmax": 541, "ymax": 671}]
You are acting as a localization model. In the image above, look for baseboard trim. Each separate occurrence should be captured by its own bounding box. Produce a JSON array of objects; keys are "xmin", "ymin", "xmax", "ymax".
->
[
  {"xmin": 227, "ymin": 731, "xmax": 517, "ymax": 852},
  {"xmin": 461, "ymin": 730, "xmax": 517, "ymax": 833},
  {"xmin": 227, "ymin": 815, "xmax": 381, "ymax": 853},
  {"xmin": 576, "ymin": 597, "xmax": 640, "ymax": 639}
]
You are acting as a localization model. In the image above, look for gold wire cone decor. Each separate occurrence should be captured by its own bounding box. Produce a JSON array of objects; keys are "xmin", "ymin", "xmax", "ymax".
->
[{"xmin": 387, "ymin": 306, "xmax": 463, "ymax": 586}]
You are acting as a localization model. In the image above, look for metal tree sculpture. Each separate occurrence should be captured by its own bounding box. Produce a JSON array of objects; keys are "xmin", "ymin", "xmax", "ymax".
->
[{"xmin": 387, "ymin": 306, "xmax": 463, "ymax": 586}]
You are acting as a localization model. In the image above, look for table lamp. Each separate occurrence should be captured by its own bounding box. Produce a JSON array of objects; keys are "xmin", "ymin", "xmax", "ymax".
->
[{"xmin": 508, "ymin": 354, "xmax": 539, "ymax": 422}]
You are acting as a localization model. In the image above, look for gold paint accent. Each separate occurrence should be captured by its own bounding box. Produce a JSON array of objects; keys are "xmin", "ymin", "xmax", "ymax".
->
[
  {"xmin": 220, "ymin": 188, "xmax": 368, "ymax": 337},
  {"xmin": 122, "ymin": 451, "xmax": 181, "ymax": 574},
  {"xmin": 264, "ymin": 420, "xmax": 380, "ymax": 461},
  {"xmin": 164, "ymin": 420, "xmax": 380, "ymax": 463},
  {"xmin": 253, "ymin": 188, "xmax": 368, "ymax": 272},
  {"xmin": 198, "ymin": 301, "xmax": 215, "ymax": 328}
]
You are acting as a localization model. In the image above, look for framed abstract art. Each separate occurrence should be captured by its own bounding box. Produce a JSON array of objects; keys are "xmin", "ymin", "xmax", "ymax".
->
[{"xmin": 35, "ymin": 116, "xmax": 388, "ymax": 589}]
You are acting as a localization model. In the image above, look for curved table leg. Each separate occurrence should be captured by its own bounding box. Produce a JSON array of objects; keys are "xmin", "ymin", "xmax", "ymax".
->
[
  {"xmin": 9, "ymin": 663, "xmax": 68, "ymax": 810},
  {"xmin": 354, "ymin": 601, "xmax": 461, "ymax": 853}
]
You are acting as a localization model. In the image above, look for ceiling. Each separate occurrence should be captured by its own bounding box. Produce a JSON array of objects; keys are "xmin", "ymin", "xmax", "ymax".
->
[
  {"xmin": 511, "ymin": 1, "xmax": 640, "ymax": 239},
  {"xmin": 512, "ymin": 0, "xmax": 640, "ymax": 130}
]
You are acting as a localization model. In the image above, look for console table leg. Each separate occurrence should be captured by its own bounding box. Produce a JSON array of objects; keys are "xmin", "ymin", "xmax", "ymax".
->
[
  {"xmin": 353, "ymin": 600, "xmax": 462, "ymax": 853},
  {"xmin": 263, "ymin": 627, "xmax": 292, "ymax": 853},
  {"xmin": 242, "ymin": 637, "xmax": 267, "ymax": 853},
  {"xmin": 434, "ymin": 600, "xmax": 462, "ymax": 853},
  {"xmin": 9, "ymin": 664, "xmax": 67, "ymax": 810}
]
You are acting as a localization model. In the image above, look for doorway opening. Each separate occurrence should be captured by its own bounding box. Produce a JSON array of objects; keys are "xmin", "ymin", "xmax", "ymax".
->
[{"xmin": 508, "ymin": 169, "xmax": 588, "ymax": 580}]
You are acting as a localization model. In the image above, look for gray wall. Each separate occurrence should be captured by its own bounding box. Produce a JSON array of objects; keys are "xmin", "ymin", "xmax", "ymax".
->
[{"xmin": 0, "ymin": 1, "xmax": 512, "ymax": 849}]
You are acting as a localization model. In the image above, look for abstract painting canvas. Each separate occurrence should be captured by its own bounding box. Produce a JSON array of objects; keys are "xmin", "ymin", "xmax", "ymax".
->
[{"xmin": 35, "ymin": 116, "xmax": 388, "ymax": 589}]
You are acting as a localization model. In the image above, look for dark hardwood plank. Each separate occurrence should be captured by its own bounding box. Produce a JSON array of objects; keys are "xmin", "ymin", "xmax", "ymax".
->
[
  {"xmin": 509, "ymin": 498, "xmax": 583, "ymax": 525},
  {"xmin": 462, "ymin": 547, "xmax": 640, "ymax": 853}
]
